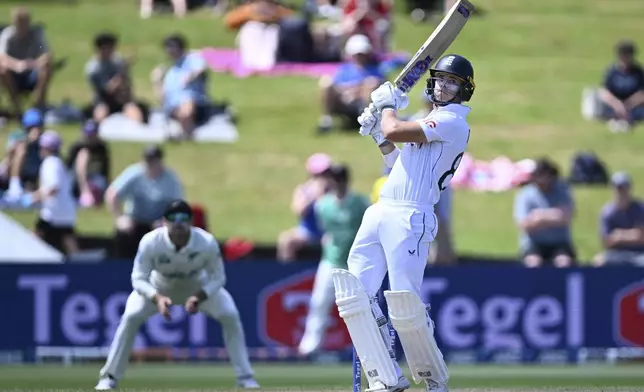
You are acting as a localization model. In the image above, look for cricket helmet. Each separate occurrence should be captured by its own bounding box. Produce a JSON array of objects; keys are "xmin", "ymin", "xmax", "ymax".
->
[{"xmin": 425, "ymin": 54, "xmax": 475, "ymax": 105}]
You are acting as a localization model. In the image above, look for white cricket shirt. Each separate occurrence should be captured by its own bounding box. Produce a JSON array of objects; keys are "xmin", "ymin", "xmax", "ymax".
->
[
  {"xmin": 379, "ymin": 104, "xmax": 471, "ymax": 208},
  {"xmin": 131, "ymin": 226, "xmax": 226, "ymax": 300},
  {"xmin": 38, "ymin": 155, "xmax": 76, "ymax": 226}
]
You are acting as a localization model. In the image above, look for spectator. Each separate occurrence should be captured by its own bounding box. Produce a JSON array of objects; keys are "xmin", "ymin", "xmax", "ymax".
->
[
  {"xmin": 341, "ymin": 0, "xmax": 392, "ymax": 54},
  {"xmin": 5, "ymin": 108, "xmax": 44, "ymax": 200},
  {"xmin": 153, "ymin": 34, "xmax": 210, "ymax": 140},
  {"xmin": 318, "ymin": 34, "xmax": 384, "ymax": 133},
  {"xmin": 0, "ymin": 7, "xmax": 52, "ymax": 115},
  {"xmin": 0, "ymin": 130, "xmax": 24, "ymax": 193},
  {"xmin": 105, "ymin": 145, "xmax": 184, "ymax": 259},
  {"xmin": 23, "ymin": 131, "xmax": 78, "ymax": 255},
  {"xmin": 598, "ymin": 40, "xmax": 644, "ymax": 133},
  {"xmin": 513, "ymin": 158, "xmax": 576, "ymax": 268},
  {"xmin": 277, "ymin": 153, "xmax": 332, "ymax": 262},
  {"xmin": 66, "ymin": 121, "xmax": 111, "ymax": 208},
  {"xmin": 299, "ymin": 163, "xmax": 370, "ymax": 356},
  {"xmin": 223, "ymin": 0, "xmax": 294, "ymax": 30},
  {"xmin": 85, "ymin": 32, "xmax": 146, "ymax": 124},
  {"xmin": 140, "ymin": 0, "xmax": 187, "ymax": 19},
  {"xmin": 595, "ymin": 172, "xmax": 644, "ymax": 266}
]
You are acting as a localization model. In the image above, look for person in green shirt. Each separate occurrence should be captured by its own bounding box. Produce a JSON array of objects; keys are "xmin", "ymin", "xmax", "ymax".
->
[{"xmin": 298, "ymin": 163, "xmax": 370, "ymax": 356}]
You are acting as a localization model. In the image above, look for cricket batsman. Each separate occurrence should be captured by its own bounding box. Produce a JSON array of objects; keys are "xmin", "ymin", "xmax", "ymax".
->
[
  {"xmin": 95, "ymin": 200, "xmax": 260, "ymax": 390},
  {"xmin": 332, "ymin": 54, "xmax": 475, "ymax": 392}
]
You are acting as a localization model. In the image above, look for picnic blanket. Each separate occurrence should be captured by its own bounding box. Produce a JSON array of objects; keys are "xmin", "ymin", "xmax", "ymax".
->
[
  {"xmin": 451, "ymin": 153, "xmax": 536, "ymax": 192},
  {"xmin": 201, "ymin": 47, "xmax": 409, "ymax": 78}
]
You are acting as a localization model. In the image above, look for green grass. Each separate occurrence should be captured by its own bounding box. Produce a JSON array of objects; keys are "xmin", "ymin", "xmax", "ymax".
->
[
  {"xmin": 1, "ymin": 363, "xmax": 643, "ymax": 390},
  {"xmin": 2, "ymin": 0, "xmax": 644, "ymax": 261}
]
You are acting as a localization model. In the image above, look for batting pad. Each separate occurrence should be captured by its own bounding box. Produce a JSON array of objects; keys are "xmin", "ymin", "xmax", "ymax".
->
[
  {"xmin": 384, "ymin": 290, "xmax": 449, "ymax": 385},
  {"xmin": 332, "ymin": 269, "xmax": 399, "ymax": 388}
]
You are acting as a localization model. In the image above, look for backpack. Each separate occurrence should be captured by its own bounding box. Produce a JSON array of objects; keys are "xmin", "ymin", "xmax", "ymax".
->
[{"xmin": 568, "ymin": 152, "xmax": 609, "ymax": 185}]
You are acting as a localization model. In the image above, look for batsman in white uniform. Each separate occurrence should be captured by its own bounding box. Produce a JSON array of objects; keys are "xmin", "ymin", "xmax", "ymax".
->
[
  {"xmin": 95, "ymin": 200, "xmax": 259, "ymax": 390},
  {"xmin": 332, "ymin": 54, "xmax": 475, "ymax": 392}
]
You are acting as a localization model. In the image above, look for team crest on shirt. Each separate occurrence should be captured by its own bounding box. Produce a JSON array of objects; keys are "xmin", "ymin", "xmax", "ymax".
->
[
  {"xmin": 424, "ymin": 119, "xmax": 437, "ymax": 128},
  {"xmin": 157, "ymin": 255, "xmax": 171, "ymax": 264}
]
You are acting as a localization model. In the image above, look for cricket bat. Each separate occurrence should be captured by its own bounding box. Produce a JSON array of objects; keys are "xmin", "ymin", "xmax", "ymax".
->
[{"xmin": 394, "ymin": 0, "xmax": 475, "ymax": 94}]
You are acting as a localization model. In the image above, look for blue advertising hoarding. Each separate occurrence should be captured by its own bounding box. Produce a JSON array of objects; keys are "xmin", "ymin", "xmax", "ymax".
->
[{"xmin": 1, "ymin": 262, "xmax": 643, "ymax": 363}]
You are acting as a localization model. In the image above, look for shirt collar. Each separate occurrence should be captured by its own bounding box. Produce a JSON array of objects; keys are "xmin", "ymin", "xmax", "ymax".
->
[
  {"xmin": 161, "ymin": 226, "xmax": 194, "ymax": 252},
  {"xmin": 434, "ymin": 103, "xmax": 471, "ymax": 117}
]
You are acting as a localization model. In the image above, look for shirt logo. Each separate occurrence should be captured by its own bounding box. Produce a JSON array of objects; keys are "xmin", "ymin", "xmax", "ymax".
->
[
  {"xmin": 424, "ymin": 119, "xmax": 437, "ymax": 128},
  {"xmin": 188, "ymin": 252, "xmax": 200, "ymax": 261},
  {"xmin": 157, "ymin": 255, "xmax": 171, "ymax": 264}
]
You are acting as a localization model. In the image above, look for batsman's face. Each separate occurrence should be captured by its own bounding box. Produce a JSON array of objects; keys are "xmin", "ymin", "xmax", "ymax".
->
[{"xmin": 433, "ymin": 73, "xmax": 461, "ymax": 102}]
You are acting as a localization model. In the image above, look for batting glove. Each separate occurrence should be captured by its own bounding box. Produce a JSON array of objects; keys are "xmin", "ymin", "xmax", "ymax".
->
[
  {"xmin": 370, "ymin": 82, "xmax": 410, "ymax": 112},
  {"xmin": 358, "ymin": 104, "xmax": 386, "ymax": 145}
]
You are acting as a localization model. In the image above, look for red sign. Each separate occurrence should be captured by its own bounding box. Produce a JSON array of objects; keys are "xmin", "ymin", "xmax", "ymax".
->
[
  {"xmin": 615, "ymin": 282, "xmax": 644, "ymax": 347},
  {"xmin": 259, "ymin": 271, "xmax": 351, "ymax": 350}
]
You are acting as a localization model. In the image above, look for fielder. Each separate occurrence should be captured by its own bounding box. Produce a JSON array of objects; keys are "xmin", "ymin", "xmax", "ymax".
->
[
  {"xmin": 332, "ymin": 54, "xmax": 475, "ymax": 392},
  {"xmin": 95, "ymin": 200, "xmax": 259, "ymax": 390}
]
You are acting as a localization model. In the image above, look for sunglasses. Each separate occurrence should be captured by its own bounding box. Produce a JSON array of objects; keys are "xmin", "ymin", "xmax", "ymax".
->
[{"xmin": 165, "ymin": 212, "xmax": 192, "ymax": 223}]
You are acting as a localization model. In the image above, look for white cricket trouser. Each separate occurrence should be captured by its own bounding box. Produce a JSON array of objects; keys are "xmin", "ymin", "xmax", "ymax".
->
[
  {"xmin": 347, "ymin": 199, "xmax": 436, "ymax": 298},
  {"xmin": 100, "ymin": 277, "xmax": 253, "ymax": 380},
  {"xmin": 298, "ymin": 261, "xmax": 336, "ymax": 355}
]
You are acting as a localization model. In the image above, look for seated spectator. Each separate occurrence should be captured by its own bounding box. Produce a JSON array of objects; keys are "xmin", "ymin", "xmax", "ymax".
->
[
  {"xmin": 341, "ymin": 0, "xmax": 392, "ymax": 54},
  {"xmin": 513, "ymin": 158, "xmax": 576, "ymax": 268},
  {"xmin": 595, "ymin": 172, "xmax": 644, "ymax": 267},
  {"xmin": 277, "ymin": 153, "xmax": 332, "ymax": 262},
  {"xmin": 23, "ymin": 131, "xmax": 78, "ymax": 255},
  {"xmin": 5, "ymin": 108, "xmax": 44, "ymax": 199},
  {"xmin": 597, "ymin": 40, "xmax": 644, "ymax": 132},
  {"xmin": 154, "ymin": 34, "xmax": 210, "ymax": 140},
  {"xmin": 0, "ymin": 7, "xmax": 52, "ymax": 115},
  {"xmin": 0, "ymin": 130, "xmax": 24, "ymax": 192},
  {"xmin": 85, "ymin": 32, "xmax": 146, "ymax": 124},
  {"xmin": 66, "ymin": 121, "xmax": 111, "ymax": 208},
  {"xmin": 140, "ymin": 0, "xmax": 187, "ymax": 19},
  {"xmin": 318, "ymin": 34, "xmax": 384, "ymax": 133},
  {"xmin": 223, "ymin": 0, "xmax": 294, "ymax": 30},
  {"xmin": 105, "ymin": 145, "xmax": 184, "ymax": 259}
]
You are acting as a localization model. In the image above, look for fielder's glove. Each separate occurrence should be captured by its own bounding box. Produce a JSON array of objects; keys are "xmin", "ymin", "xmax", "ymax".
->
[
  {"xmin": 370, "ymin": 81, "xmax": 410, "ymax": 112},
  {"xmin": 358, "ymin": 104, "xmax": 386, "ymax": 145}
]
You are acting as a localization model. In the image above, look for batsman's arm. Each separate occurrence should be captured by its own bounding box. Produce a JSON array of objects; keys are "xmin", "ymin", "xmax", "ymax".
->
[
  {"xmin": 199, "ymin": 241, "xmax": 227, "ymax": 300},
  {"xmin": 131, "ymin": 238, "xmax": 159, "ymax": 301},
  {"xmin": 381, "ymin": 109, "xmax": 429, "ymax": 144}
]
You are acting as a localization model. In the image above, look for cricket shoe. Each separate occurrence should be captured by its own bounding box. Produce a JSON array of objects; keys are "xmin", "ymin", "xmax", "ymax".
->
[
  {"xmin": 236, "ymin": 376, "xmax": 260, "ymax": 389},
  {"xmin": 425, "ymin": 379, "xmax": 448, "ymax": 392},
  {"xmin": 365, "ymin": 376, "xmax": 410, "ymax": 392},
  {"xmin": 95, "ymin": 376, "xmax": 117, "ymax": 390}
]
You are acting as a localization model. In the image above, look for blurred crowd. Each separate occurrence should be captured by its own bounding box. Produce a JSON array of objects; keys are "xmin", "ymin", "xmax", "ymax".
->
[{"xmin": 0, "ymin": 2, "xmax": 642, "ymax": 268}]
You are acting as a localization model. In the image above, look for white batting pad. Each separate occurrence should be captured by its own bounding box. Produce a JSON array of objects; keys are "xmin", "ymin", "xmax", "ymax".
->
[
  {"xmin": 384, "ymin": 290, "xmax": 449, "ymax": 385},
  {"xmin": 332, "ymin": 269, "xmax": 399, "ymax": 388}
]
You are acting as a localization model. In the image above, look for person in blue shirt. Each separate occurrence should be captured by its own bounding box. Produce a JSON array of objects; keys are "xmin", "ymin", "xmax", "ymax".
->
[
  {"xmin": 158, "ymin": 34, "xmax": 210, "ymax": 139},
  {"xmin": 513, "ymin": 158, "xmax": 576, "ymax": 268},
  {"xmin": 105, "ymin": 145, "xmax": 184, "ymax": 258},
  {"xmin": 317, "ymin": 34, "xmax": 384, "ymax": 133},
  {"xmin": 5, "ymin": 108, "xmax": 44, "ymax": 200},
  {"xmin": 598, "ymin": 40, "xmax": 644, "ymax": 132}
]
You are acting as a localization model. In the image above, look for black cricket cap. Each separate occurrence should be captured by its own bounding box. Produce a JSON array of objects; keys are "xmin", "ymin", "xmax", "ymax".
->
[{"xmin": 164, "ymin": 199, "xmax": 193, "ymax": 219}]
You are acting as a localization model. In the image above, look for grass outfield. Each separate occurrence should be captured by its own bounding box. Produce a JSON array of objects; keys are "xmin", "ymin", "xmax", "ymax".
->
[
  {"xmin": 2, "ymin": 0, "xmax": 644, "ymax": 260},
  {"xmin": 1, "ymin": 363, "xmax": 643, "ymax": 390}
]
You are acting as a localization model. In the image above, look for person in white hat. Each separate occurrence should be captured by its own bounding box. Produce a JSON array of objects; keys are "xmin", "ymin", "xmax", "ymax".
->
[
  {"xmin": 317, "ymin": 34, "xmax": 384, "ymax": 133},
  {"xmin": 21, "ymin": 130, "xmax": 78, "ymax": 255}
]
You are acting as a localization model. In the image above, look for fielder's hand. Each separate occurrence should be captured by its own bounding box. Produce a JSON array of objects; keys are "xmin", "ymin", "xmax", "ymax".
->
[
  {"xmin": 153, "ymin": 294, "xmax": 173, "ymax": 321},
  {"xmin": 358, "ymin": 104, "xmax": 386, "ymax": 145},
  {"xmin": 185, "ymin": 296, "xmax": 200, "ymax": 314},
  {"xmin": 370, "ymin": 82, "xmax": 409, "ymax": 112}
]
